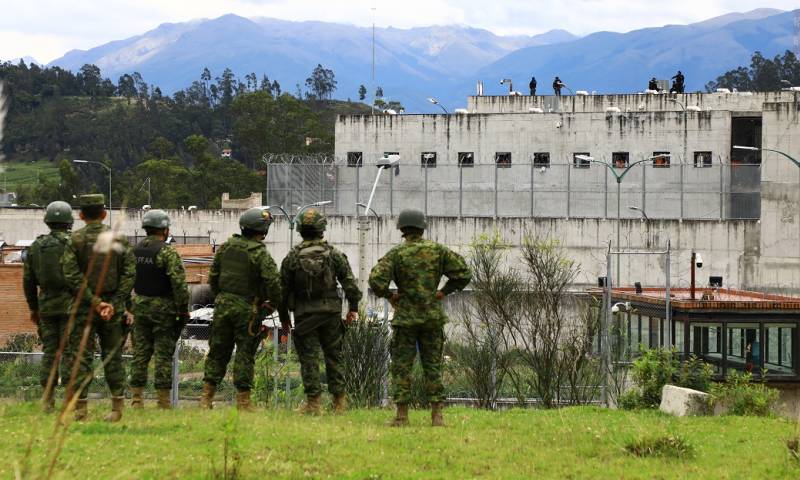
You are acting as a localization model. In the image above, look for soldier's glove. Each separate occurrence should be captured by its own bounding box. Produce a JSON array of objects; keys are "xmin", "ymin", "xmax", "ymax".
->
[
  {"xmin": 96, "ymin": 302, "xmax": 115, "ymax": 321},
  {"xmin": 435, "ymin": 290, "xmax": 445, "ymax": 301},
  {"xmin": 389, "ymin": 293, "xmax": 400, "ymax": 308},
  {"xmin": 345, "ymin": 310, "xmax": 358, "ymax": 326},
  {"xmin": 123, "ymin": 311, "xmax": 135, "ymax": 326},
  {"xmin": 30, "ymin": 311, "xmax": 40, "ymax": 325}
]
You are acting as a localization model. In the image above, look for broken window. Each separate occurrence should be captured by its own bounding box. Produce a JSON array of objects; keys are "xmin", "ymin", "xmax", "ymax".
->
[
  {"xmin": 347, "ymin": 152, "xmax": 363, "ymax": 167},
  {"xmin": 495, "ymin": 152, "xmax": 512, "ymax": 168}
]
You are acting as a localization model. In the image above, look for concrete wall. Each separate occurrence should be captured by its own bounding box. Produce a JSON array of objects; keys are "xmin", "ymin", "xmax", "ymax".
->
[
  {"xmin": 334, "ymin": 111, "xmax": 747, "ymax": 219},
  {"xmin": 466, "ymin": 91, "xmax": 800, "ymax": 114}
]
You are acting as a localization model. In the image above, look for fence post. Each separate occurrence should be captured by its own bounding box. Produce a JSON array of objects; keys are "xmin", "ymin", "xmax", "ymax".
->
[
  {"xmin": 382, "ymin": 298, "xmax": 390, "ymax": 407},
  {"xmin": 530, "ymin": 161, "xmax": 535, "ymax": 217},
  {"xmin": 604, "ymin": 164, "xmax": 609, "ymax": 219},
  {"xmin": 273, "ymin": 325, "xmax": 280, "ymax": 407},
  {"xmin": 171, "ymin": 338, "xmax": 181, "ymax": 407},
  {"xmin": 389, "ymin": 166, "xmax": 394, "ymax": 216},
  {"xmin": 424, "ymin": 164, "xmax": 429, "ymax": 216},
  {"xmin": 285, "ymin": 329, "xmax": 292, "ymax": 408},
  {"xmin": 641, "ymin": 161, "xmax": 646, "ymax": 215},
  {"xmin": 265, "ymin": 162, "xmax": 270, "ymax": 206},
  {"xmin": 679, "ymin": 156, "xmax": 684, "ymax": 220},
  {"xmin": 494, "ymin": 163, "xmax": 498, "ymax": 218},
  {"xmin": 459, "ymin": 163, "xmax": 464, "ymax": 218},
  {"xmin": 355, "ymin": 164, "xmax": 360, "ymax": 216},
  {"xmin": 566, "ymin": 160, "xmax": 571, "ymax": 219},
  {"xmin": 719, "ymin": 158, "xmax": 724, "ymax": 220}
]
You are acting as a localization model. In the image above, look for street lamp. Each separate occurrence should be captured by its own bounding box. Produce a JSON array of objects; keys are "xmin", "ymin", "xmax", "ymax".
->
[
  {"xmin": 266, "ymin": 200, "xmax": 332, "ymax": 249},
  {"xmin": 427, "ymin": 97, "xmax": 448, "ymax": 115},
  {"xmin": 734, "ymin": 145, "xmax": 800, "ymax": 259},
  {"xmin": 73, "ymin": 159, "xmax": 112, "ymax": 225},
  {"xmin": 357, "ymin": 154, "xmax": 400, "ymax": 298},
  {"xmin": 576, "ymin": 154, "xmax": 669, "ymax": 285}
]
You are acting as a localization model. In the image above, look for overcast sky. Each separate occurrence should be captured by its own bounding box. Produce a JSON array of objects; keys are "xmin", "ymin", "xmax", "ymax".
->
[{"xmin": 1, "ymin": 0, "xmax": 797, "ymax": 63}]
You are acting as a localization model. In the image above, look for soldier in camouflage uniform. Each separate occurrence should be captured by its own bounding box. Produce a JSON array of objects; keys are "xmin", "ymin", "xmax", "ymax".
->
[
  {"xmin": 369, "ymin": 209, "xmax": 471, "ymax": 427},
  {"xmin": 62, "ymin": 194, "xmax": 136, "ymax": 422},
  {"xmin": 200, "ymin": 207, "xmax": 285, "ymax": 411},
  {"xmin": 22, "ymin": 201, "xmax": 74, "ymax": 412},
  {"xmin": 280, "ymin": 209, "xmax": 362, "ymax": 415},
  {"xmin": 129, "ymin": 210, "xmax": 190, "ymax": 409}
]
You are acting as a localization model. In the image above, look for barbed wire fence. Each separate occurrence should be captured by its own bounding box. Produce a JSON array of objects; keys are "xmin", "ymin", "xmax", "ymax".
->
[{"xmin": 261, "ymin": 154, "xmax": 762, "ymax": 220}]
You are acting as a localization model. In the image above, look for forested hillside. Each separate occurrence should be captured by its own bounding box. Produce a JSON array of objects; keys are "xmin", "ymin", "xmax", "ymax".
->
[{"xmin": 0, "ymin": 61, "xmax": 369, "ymax": 207}]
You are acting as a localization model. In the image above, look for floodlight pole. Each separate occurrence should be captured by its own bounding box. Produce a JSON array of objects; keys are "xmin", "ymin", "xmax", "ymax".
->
[{"xmin": 358, "ymin": 162, "xmax": 389, "ymax": 299}]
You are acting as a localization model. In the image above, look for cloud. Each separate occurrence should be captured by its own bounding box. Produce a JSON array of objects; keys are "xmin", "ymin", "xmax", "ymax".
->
[{"xmin": 0, "ymin": 0, "xmax": 795, "ymax": 63}]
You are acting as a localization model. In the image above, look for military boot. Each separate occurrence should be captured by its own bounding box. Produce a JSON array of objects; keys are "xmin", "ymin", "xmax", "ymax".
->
[
  {"xmin": 104, "ymin": 396, "xmax": 124, "ymax": 422},
  {"xmin": 157, "ymin": 389, "xmax": 172, "ymax": 409},
  {"xmin": 236, "ymin": 390, "xmax": 254, "ymax": 412},
  {"xmin": 431, "ymin": 402, "xmax": 445, "ymax": 427},
  {"xmin": 389, "ymin": 403, "xmax": 409, "ymax": 427},
  {"xmin": 131, "ymin": 387, "xmax": 145, "ymax": 409},
  {"xmin": 74, "ymin": 398, "xmax": 89, "ymax": 421},
  {"xmin": 332, "ymin": 393, "xmax": 347, "ymax": 414},
  {"xmin": 299, "ymin": 394, "xmax": 321, "ymax": 415},
  {"xmin": 199, "ymin": 382, "xmax": 215, "ymax": 409}
]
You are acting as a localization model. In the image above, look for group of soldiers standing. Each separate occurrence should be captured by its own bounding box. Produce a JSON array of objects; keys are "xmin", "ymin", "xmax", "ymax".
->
[{"xmin": 23, "ymin": 195, "xmax": 471, "ymax": 427}]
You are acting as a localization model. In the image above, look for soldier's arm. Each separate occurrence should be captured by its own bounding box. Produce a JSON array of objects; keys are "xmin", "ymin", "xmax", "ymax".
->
[
  {"xmin": 159, "ymin": 246, "xmax": 190, "ymax": 312},
  {"xmin": 113, "ymin": 237, "xmax": 136, "ymax": 307},
  {"xmin": 22, "ymin": 247, "xmax": 39, "ymax": 312},
  {"xmin": 439, "ymin": 246, "xmax": 472, "ymax": 295},
  {"xmin": 332, "ymin": 249, "xmax": 362, "ymax": 311},
  {"xmin": 208, "ymin": 245, "xmax": 223, "ymax": 296},
  {"xmin": 368, "ymin": 251, "xmax": 394, "ymax": 299},
  {"xmin": 62, "ymin": 238, "xmax": 101, "ymax": 308},
  {"xmin": 259, "ymin": 250, "xmax": 289, "ymax": 324}
]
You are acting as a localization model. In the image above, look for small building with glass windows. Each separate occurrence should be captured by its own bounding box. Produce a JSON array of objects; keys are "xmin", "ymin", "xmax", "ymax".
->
[{"xmin": 591, "ymin": 286, "xmax": 800, "ymax": 382}]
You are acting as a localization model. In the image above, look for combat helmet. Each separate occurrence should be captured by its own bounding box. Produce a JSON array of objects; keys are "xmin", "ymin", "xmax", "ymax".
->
[
  {"xmin": 239, "ymin": 207, "xmax": 273, "ymax": 234},
  {"xmin": 142, "ymin": 209, "xmax": 170, "ymax": 229},
  {"xmin": 296, "ymin": 208, "xmax": 327, "ymax": 234},
  {"xmin": 396, "ymin": 209, "xmax": 427, "ymax": 230},
  {"xmin": 44, "ymin": 201, "xmax": 74, "ymax": 225}
]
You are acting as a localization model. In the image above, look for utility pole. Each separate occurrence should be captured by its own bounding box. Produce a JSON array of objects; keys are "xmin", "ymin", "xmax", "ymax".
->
[{"xmin": 371, "ymin": 5, "xmax": 376, "ymax": 115}]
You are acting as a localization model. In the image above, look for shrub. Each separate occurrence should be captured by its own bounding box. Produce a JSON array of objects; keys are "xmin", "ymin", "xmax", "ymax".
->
[
  {"xmin": 630, "ymin": 348, "xmax": 678, "ymax": 408},
  {"xmin": 618, "ymin": 390, "xmax": 642, "ymax": 410},
  {"xmin": 341, "ymin": 317, "xmax": 390, "ymax": 408},
  {"xmin": 2, "ymin": 333, "xmax": 40, "ymax": 352},
  {"xmin": 711, "ymin": 371, "xmax": 778, "ymax": 416},
  {"xmin": 625, "ymin": 434, "xmax": 694, "ymax": 459},
  {"xmin": 676, "ymin": 355, "xmax": 713, "ymax": 392}
]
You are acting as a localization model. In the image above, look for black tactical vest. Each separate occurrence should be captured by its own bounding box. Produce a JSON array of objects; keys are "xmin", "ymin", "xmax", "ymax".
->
[{"xmin": 134, "ymin": 239, "xmax": 172, "ymax": 297}]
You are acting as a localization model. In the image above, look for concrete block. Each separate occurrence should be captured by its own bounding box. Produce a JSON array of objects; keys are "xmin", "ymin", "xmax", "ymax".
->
[{"xmin": 659, "ymin": 384, "xmax": 711, "ymax": 416}]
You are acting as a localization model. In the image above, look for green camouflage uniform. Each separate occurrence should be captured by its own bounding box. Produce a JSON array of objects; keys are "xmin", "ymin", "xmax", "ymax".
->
[
  {"xmin": 281, "ymin": 238, "xmax": 362, "ymax": 397},
  {"xmin": 369, "ymin": 233, "xmax": 471, "ymax": 404},
  {"xmin": 129, "ymin": 236, "xmax": 190, "ymax": 390},
  {"xmin": 62, "ymin": 222, "xmax": 136, "ymax": 398},
  {"xmin": 203, "ymin": 234, "xmax": 284, "ymax": 392},
  {"xmin": 22, "ymin": 230, "xmax": 73, "ymax": 389}
]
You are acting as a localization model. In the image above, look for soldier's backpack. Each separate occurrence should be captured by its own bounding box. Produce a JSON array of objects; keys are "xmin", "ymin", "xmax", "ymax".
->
[
  {"xmin": 34, "ymin": 234, "xmax": 68, "ymax": 291},
  {"xmin": 295, "ymin": 243, "xmax": 337, "ymax": 299}
]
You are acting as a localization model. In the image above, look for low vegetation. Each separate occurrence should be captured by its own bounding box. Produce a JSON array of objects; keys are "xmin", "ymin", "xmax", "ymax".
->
[{"xmin": 2, "ymin": 403, "xmax": 799, "ymax": 478}]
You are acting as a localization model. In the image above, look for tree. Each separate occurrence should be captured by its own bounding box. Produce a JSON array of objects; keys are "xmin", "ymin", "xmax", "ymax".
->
[
  {"xmin": 706, "ymin": 50, "xmax": 800, "ymax": 92},
  {"xmin": 78, "ymin": 64, "xmax": 102, "ymax": 96},
  {"xmin": 375, "ymin": 86, "xmax": 384, "ymax": 98},
  {"xmin": 117, "ymin": 74, "xmax": 136, "ymax": 104},
  {"xmin": 305, "ymin": 64, "xmax": 337, "ymax": 100},
  {"xmin": 358, "ymin": 84, "xmax": 367, "ymax": 101}
]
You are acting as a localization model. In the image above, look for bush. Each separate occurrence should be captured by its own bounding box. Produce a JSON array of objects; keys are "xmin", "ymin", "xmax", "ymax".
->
[
  {"xmin": 2, "ymin": 333, "xmax": 40, "ymax": 352},
  {"xmin": 711, "ymin": 371, "xmax": 779, "ymax": 416},
  {"xmin": 625, "ymin": 434, "xmax": 694, "ymax": 459},
  {"xmin": 341, "ymin": 318, "xmax": 390, "ymax": 408},
  {"xmin": 676, "ymin": 355, "xmax": 713, "ymax": 392},
  {"xmin": 630, "ymin": 348, "xmax": 678, "ymax": 408},
  {"xmin": 618, "ymin": 390, "xmax": 642, "ymax": 410}
]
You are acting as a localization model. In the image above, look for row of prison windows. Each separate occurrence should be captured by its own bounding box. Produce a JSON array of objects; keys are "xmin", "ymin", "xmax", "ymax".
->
[
  {"xmin": 615, "ymin": 312, "xmax": 795, "ymax": 377},
  {"xmin": 346, "ymin": 151, "xmax": 715, "ymax": 168}
]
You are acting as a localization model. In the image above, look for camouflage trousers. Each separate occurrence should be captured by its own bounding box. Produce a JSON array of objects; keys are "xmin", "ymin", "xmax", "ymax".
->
[
  {"xmin": 390, "ymin": 323, "xmax": 445, "ymax": 404},
  {"xmin": 293, "ymin": 316, "xmax": 345, "ymax": 397},
  {"xmin": 130, "ymin": 297, "xmax": 181, "ymax": 390},
  {"xmin": 64, "ymin": 306, "xmax": 128, "ymax": 399},
  {"xmin": 37, "ymin": 314, "xmax": 70, "ymax": 389},
  {"xmin": 203, "ymin": 295, "xmax": 261, "ymax": 392}
]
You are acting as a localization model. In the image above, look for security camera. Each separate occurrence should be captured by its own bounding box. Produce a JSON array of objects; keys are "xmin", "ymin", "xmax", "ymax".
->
[
  {"xmin": 540, "ymin": 166, "xmax": 546, "ymax": 173},
  {"xmin": 695, "ymin": 253, "xmax": 703, "ymax": 268}
]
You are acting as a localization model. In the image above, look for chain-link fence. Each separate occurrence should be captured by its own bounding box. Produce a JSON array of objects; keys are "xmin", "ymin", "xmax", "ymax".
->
[{"xmin": 264, "ymin": 155, "xmax": 762, "ymax": 220}]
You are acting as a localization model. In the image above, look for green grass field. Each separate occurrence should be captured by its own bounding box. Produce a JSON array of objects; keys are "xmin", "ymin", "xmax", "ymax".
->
[
  {"xmin": 2, "ymin": 402, "xmax": 799, "ymax": 479},
  {"xmin": 0, "ymin": 160, "xmax": 60, "ymax": 192}
]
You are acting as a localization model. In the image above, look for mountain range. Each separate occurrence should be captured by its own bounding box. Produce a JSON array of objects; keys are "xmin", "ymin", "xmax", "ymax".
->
[{"xmin": 24, "ymin": 8, "xmax": 798, "ymax": 112}]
